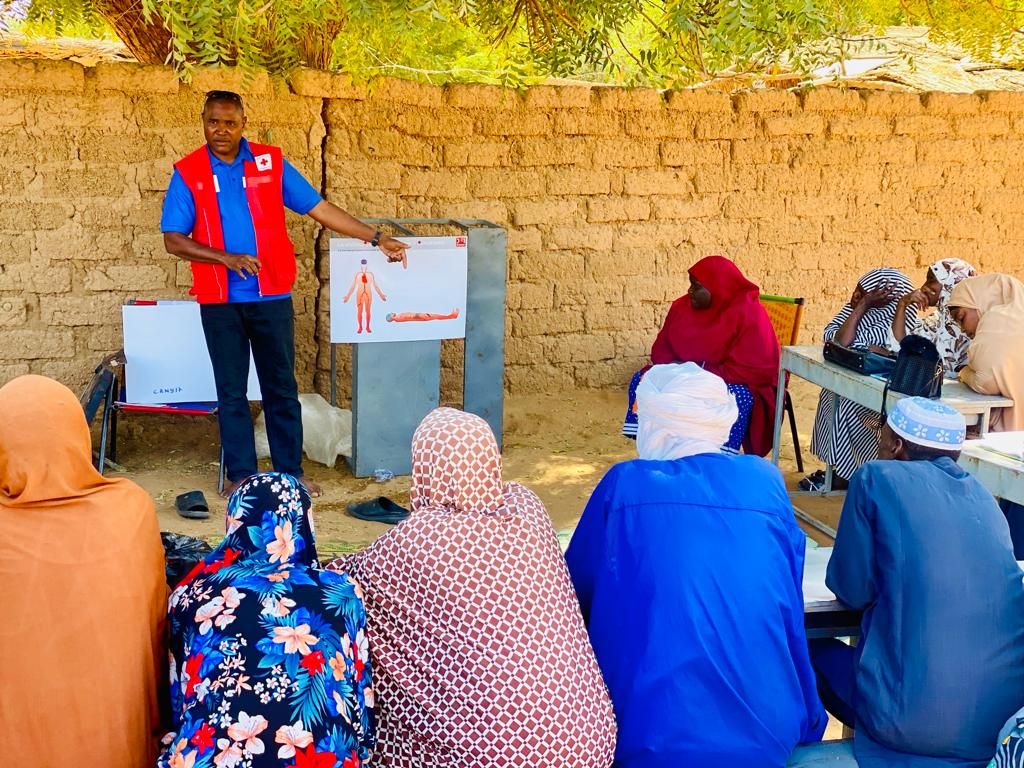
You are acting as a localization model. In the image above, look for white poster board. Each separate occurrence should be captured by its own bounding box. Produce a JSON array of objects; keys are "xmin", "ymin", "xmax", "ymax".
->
[
  {"xmin": 123, "ymin": 302, "xmax": 261, "ymax": 405},
  {"xmin": 329, "ymin": 235, "xmax": 468, "ymax": 344}
]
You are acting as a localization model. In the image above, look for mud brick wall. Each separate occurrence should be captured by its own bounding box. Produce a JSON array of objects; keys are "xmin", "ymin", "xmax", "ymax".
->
[{"xmin": 2, "ymin": 61, "xmax": 1023, "ymax": 401}]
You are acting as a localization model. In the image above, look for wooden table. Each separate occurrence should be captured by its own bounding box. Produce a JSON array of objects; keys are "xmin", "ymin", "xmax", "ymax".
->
[{"xmin": 772, "ymin": 346, "xmax": 1014, "ymax": 538}]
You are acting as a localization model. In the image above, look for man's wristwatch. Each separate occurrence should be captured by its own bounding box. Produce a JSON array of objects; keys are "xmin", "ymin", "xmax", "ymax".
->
[{"xmin": 370, "ymin": 230, "xmax": 382, "ymax": 248}]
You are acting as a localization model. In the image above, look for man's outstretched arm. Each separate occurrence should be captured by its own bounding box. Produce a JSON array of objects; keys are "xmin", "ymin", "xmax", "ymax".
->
[{"xmin": 307, "ymin": 201, "xmax": 408, "ymax": 263}]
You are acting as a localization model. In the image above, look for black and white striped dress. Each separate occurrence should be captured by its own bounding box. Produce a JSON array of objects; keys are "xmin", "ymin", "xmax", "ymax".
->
[{"xmin": 810, "ymin": 268, "xmax": 917, "ymax": 480}]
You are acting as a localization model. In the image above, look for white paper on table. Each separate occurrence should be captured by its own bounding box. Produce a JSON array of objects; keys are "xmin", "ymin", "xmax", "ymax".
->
[
  {"xmin": 976, "ymin": 431, "xmax": 1024, "ymax": 462},
  {"xmin": 122, "ymin": 302, "xmax": 261, "ymax": 405},
  {"xmin": 329, "ymin": 235, "xmax": 468, "ymax": 344},
  {"xmin": 802, "ymin": 546, "xmax": 838, "ymax": 604}
]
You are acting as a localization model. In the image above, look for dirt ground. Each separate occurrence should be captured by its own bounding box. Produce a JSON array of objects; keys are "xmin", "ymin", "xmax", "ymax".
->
[{"xmin": 106, "ymin": 381, "xmax": 840, "ymax": 556}]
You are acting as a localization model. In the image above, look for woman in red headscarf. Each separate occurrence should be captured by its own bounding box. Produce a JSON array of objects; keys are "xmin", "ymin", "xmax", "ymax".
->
[{"xmin": 623, "ymin": 255, "xmax": 781, "ymax": 456}]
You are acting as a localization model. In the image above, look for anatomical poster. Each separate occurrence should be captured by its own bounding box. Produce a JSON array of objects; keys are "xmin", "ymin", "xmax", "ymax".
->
[{"xmin": 329, "ymin": 235, "xmax": 468, "ymax": 344}]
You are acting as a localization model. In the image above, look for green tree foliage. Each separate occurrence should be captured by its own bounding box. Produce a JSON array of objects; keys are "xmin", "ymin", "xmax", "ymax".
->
[
  {"xmin": 148, "ymin": 0, "xmax": 349, "ymax": 71},
  {"xmin": 329, "ymin": 1, "xmax": 541, "ymax": 85},
  {"xmin": 2, "ymin": 0, "xmax": 1023, "ymax": 84},
  {"xmin": 3, "ymin": 0, "xmax": 109, "ymax": 37},
  {"xmin": 884, "ymin": 0, "xmax": 1024, "ymax": 63}
]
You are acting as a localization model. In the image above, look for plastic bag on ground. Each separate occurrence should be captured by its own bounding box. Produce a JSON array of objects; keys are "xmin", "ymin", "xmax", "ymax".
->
[
  {"xmin": 161, "ymin": 532, "xmax": 213, "ymax": 590},
  {"xmin": 255, "ymin": 393, "xmax": 352, "ymax": 468}
]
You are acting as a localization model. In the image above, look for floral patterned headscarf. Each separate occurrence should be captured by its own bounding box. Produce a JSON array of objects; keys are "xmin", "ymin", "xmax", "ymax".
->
[
  {"xmin": 218, "ymin": 472, "xmax": 319, "ymax": 571},
  {"xmin": 160, "ymin": 473, "xmax": 374, "ymax": 768},
  {"xmin": 921, "ymin": 258, "xmax": 977, "ymax": 374},
  {"xmin": 931, "ymin": 258, "xmax": 976, "ymax": 310}
]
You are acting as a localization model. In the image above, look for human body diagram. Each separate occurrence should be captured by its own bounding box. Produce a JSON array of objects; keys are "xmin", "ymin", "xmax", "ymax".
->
[
  {"xmin": 387, "ymin": 309, "xmax": 460, "ymax": 323},
  {"xmin": 342, "ymin": 259, "xmax": 387, "ymax": 333}
]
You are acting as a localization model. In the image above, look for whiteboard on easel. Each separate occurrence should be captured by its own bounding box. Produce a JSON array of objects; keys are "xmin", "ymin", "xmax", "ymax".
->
[
  {"xmin": 123, "ymin": 302, "xmax": 261, "ymax": 405},
  {"xmin": 329, "ymin": 235, "xmax": 468, "ymax": 344}
]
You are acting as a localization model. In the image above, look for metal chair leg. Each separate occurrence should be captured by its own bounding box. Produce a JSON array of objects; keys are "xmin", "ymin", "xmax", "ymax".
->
[
  {"xmin": 110, "ymin": 408, "xmax": 119, "ymax": 463},
  {"xmin": 786, "ymin": 390, "xmax": 804, "ymax": 473},
  {"xmin": 218, "ymin": 444, "xmax": 226, "ymax": 497},
  {"xmin": 97, "ymin": 380, "xmax": 114, "ymax": 474}
]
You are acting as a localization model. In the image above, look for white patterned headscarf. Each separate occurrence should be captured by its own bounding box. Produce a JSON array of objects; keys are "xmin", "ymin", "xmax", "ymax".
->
[
  {"xmin": 931, "ymin": 259, "xmax": 976, "ymax": 308},
  {"xmin": 636, "ymin": 363, "xmax": 738, "ymax": 461},
  {"xmin": 920, "ymin": 258, "xmax": 977, "ymax": 373},
  {"xmin": 410, "ymin": 407, "xmax": 503, "ymax": 516}
]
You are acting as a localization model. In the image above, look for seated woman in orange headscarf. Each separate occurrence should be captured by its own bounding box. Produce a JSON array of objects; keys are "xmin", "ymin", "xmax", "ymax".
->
[
  {"xmin": 623, "ymin": 255, "xmax": 781, "ymax": 456},
  {"xmin": 0, "ymin": 375, "xmax": 167, "ymax": 768}
]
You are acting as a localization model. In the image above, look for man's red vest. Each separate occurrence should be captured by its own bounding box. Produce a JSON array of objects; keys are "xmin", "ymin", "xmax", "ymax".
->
[{"xmin": 174, "ymin": 142, "xmax": 297, "ymax": 304}]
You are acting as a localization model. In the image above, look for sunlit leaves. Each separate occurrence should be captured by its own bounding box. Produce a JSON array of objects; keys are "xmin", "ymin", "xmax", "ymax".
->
[{"xmin": 4, "ymin": 0, "xmax": 1024, "ymax": 83}]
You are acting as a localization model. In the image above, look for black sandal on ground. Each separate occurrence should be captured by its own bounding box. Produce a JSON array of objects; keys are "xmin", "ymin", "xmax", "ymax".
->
[
  {"xmin": 798, "ymin": 470, "xmax": 826, "ymax": 492},
  {"xmin": 798, "ymin": 469, "xmax": 849, "ymax": 493},
  {"xmin": 346, "ymin": 497, "xmax": 410, "ymax": 525},
  {"xmin": 175, "ymin": 490, "xmax": 210, "ymax": 520}
]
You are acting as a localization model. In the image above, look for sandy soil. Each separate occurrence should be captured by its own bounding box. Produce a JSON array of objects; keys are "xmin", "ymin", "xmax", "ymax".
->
[{"xmin": 105, "ymin": 382, "xmax": 840, "ymax": 556}]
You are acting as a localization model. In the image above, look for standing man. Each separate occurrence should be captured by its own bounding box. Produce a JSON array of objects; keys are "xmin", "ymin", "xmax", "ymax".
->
[{"xmin": 161, "ymin": 90, "xmax": 407, "ymax": 498}]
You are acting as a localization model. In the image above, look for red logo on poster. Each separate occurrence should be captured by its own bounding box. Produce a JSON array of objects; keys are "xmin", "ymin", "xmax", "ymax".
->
[{"xmin": 455, "ymin": 236, "xmax": 467, "ymax": 247}]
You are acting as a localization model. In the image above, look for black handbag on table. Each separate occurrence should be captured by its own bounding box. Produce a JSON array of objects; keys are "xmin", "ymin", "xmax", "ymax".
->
[
  {"xmin": 881, "ymin": 334, "xmax": 943, "ymax": 416},
  {"xmin": 823, "ymin": 340, "xmax": 896, "ymax": 375}
]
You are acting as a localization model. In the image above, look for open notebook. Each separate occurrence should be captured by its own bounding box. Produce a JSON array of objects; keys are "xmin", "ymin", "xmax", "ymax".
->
[{"xmin": 974, "ymin": 431, "xmax": 1024, "ymax": 463}]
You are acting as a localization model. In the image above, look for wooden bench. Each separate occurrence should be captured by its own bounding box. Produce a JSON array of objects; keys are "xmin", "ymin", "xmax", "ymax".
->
[{"xmin": 787, "ymin": 740, "xmax": 856, "ymax": 766}]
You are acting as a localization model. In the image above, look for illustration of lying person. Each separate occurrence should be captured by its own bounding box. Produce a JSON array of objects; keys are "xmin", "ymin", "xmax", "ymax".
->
[{"xmin": 386, "ymin": 308, "xmax": 461, "ymax": 323}]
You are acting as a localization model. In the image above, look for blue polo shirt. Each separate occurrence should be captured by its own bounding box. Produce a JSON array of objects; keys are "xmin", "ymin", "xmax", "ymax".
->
[{"xmin": 160, "ymin": 138, "xmax": 322, "ymax": 303}]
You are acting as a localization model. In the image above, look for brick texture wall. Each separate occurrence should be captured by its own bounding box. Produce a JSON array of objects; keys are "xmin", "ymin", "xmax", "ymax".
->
[{"xmin": 2, "ymin": 61, "xmax": 1023, "ymax": 401}]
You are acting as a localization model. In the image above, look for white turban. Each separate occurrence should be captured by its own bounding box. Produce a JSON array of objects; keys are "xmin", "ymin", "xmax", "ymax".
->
[{"xmin": 636, "ymin": 363, "xmax": 738, "ymax": 461}]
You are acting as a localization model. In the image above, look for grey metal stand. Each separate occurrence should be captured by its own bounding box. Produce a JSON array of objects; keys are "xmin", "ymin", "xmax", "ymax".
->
[{"xmin": 329, "ymin": 219, "xmax": 507, "ymax": 477}]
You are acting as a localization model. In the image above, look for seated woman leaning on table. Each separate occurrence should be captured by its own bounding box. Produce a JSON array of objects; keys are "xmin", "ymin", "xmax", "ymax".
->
[
  {"xmin": 622, "ymin": 254, "xmax": 780, "ymax": 457},
  {"xmin": 948, "ymin": 273, "xmax": 1024, "ymax": 558},
  {"xmin": 948, "ymin": 273, "xmax": 1024, "ymax": 433},
  {"xmin": 803, "ymin": 268, "xmax": 917, "ymax": 492}
]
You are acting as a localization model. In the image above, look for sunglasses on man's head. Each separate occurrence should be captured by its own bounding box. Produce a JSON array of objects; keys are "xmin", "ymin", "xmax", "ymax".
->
[{"xmin": 204, "ymin": 90, "xmax": 244, "ymax": 109}]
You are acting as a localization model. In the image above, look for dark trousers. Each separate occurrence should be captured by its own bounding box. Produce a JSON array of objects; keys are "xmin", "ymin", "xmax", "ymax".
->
[
  {"xmin": 200, "ymin": 297, "xmax": 303, "ymax": 482},
  {"xmin": 808, "ymin": 637, "xmax": 858, "ymax": 729},
  {"xmin": 1001, "ymin": 499, "xmax": 1024, "ymax": 560}
]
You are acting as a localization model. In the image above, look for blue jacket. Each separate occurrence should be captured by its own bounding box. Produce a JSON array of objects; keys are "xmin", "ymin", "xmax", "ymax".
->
[{"xmin": 566, "ymin": 452, "xmax": 826, "ymax": 768}]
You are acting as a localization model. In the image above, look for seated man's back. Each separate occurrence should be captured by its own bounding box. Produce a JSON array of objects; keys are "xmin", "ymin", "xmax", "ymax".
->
[
  {"xmin": 567, "ymin": 450, "xmax": 826, "ymax": 768},
  {"xmin": 824, "ymin": 456, "xmax": 1024, "ymax": 768}
]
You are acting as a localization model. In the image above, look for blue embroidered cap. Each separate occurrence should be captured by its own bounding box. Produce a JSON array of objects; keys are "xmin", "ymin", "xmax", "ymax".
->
[{"xmin": 887, "ymin": 397, "xmax": 966, "ymax": 450}]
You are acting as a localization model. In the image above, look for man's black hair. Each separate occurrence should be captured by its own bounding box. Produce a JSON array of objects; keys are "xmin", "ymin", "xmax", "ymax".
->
[
  {"xmin": 204, "ymin": 90, "xmax": 244, "ymax": 113},
  {"xmin": 902, "ymin": 439, "xmax": 961, "ymax": 462}
]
